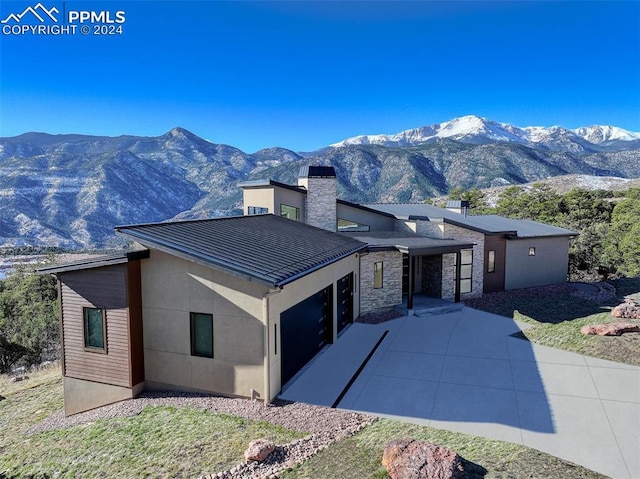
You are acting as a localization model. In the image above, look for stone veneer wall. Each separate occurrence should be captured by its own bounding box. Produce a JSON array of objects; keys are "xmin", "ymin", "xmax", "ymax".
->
[
  {"xmin": 442, "ymin": 223, "xmax": 484, "ymax": 299},
  {"xmin": 360, "ymin": 250, "xmax": 403, "ymax": 314},
  {"xmin": 298, "ymin": 177, "xmax": 337, "ymax": 231}
]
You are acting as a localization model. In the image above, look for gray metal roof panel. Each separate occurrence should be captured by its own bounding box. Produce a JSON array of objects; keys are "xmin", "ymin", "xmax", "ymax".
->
[
  {"xmin": 344, "ymin": 232, "xmax": 475, "ymax": 255},
  {"xmin": 116, "ymin": 215, "xmax": 365, "ymax": 287},
  {"xmin": 364, "ymin": 203, "xmax": 577, "ymax": 237},
  {"xmin": 37, "ymin": 250, "xmax": 150, "ymax": 274}
]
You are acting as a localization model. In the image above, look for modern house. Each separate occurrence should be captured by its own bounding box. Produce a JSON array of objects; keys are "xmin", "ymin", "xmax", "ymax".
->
[{"xmin": 40, "ymin": 166, "xmax": 576, "ymax": 415}]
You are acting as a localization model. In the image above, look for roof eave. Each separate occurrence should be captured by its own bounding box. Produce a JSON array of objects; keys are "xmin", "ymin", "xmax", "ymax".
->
[{"xmin": 36, "ymin": 250, "xmax": 150, "ymax": 274}]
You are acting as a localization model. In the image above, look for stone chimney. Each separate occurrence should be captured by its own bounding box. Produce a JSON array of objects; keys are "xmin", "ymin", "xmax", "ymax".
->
[
  {"xmin": 446, "ymin": 200, "xmax": 469, "ymax": 217},
  {"xmin": 298, "ymin": 165, "xmax": 337, "ymax": 231}
]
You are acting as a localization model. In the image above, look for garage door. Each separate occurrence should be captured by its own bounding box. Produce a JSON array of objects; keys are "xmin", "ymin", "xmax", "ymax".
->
[
  {"xmin": 337, "ymin": 273, "xmax": 353, "ymax": 335},
  {"xmin": 281, "ymin": 286, "xmax": 332, "ymax": 385}
]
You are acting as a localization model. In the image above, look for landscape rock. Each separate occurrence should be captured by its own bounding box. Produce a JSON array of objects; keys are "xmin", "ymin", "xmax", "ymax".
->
[
  {"xmin": 580, "ymin": 322, "xmax": 640, "ymax": 336},
  {"xmin": 244, "ymin": 439, "xmax": 276, "ymax": 462},
  {"xmin": 611, "ymin": 299, "xmax": 640, "ymax": 320},
  {"xmin": 382, "ymin": 438, "xmax": 464, "ymax": 479}
]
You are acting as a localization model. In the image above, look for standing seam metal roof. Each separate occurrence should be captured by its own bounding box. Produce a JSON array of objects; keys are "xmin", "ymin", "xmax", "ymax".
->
[
  {"xmin": 116, "ymin": 214, "xmax": 366, "ymax": 287},
  {"xmin": 365, "ymin": 204, "xmax": 577, "ymax": 237}
]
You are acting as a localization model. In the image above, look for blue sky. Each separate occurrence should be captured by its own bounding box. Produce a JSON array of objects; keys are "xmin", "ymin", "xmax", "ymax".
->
[{"xmin": 1, "ymin": 1, "xmax": 639, "ymax": 152}]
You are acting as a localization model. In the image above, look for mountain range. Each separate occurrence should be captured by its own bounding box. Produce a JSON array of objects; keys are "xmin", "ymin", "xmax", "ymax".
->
[{"xmin": 0, "ymin": 115, "xmax": 639, "ymax": 249}]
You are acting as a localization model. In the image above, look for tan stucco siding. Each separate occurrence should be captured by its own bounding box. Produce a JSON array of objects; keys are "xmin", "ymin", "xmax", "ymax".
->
[
  {"xmin": 63, "ymin": 376, "xmax": 140, "ymax": 416},
  {"xmin": 505, "ymin": 237, "xmax": 570, "ymax": 290},
  {"xmin": 264, "ymin": 253, "xmax": 361, "ymax": 401},
  {"xmin": 140, "ymin": 250, "xmax": 269, "ymax": 399},
  {"xmin": 359, "ymin": 251, "xmax": 403, "ymax": 314},
  {"xmin": 242, "ymin": 185, "xmax": 306, "ymax": 221},
  {"xmin": 243, "ymin": 188, "xmax": 275, "ymax": 215}
]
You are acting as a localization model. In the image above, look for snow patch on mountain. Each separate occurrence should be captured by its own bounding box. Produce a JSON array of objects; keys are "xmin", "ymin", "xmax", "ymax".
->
[{"xmin": 331, "ymin": 115, "xmax": 640, "ymax": 151}]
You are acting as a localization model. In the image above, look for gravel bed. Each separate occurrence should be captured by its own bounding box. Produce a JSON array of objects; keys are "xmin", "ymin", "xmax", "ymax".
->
[{"xmin": 29, "ymin": 391, "xmax": 376, "ymax": 479}]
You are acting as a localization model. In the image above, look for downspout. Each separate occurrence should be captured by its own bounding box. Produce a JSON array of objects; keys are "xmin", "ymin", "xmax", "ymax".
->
[{"xmin": 262, "ymin": 288, "xmax": 283, "ymax": 403}]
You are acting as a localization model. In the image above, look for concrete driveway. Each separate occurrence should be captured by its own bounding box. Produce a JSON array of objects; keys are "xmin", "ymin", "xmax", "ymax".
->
[{"xmin": 279, "ymin": 307, "xmax": 640, "ymax": 479}]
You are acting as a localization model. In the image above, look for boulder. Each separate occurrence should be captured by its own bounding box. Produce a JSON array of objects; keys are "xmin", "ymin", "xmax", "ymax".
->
[
  {"xmin": 611, "ymin": 299, "xmax": 640, "ymax": 320},
  {"xmin": 244, "ymin": 439, "xmax": 276, "ymax": 462},
  {"xmin": 580, "ymin": 322, "xmax": 640, "ymax": 336},
  {"xmin": 382, "ymin": 438, "xmax": 464, "ymax": 479}
]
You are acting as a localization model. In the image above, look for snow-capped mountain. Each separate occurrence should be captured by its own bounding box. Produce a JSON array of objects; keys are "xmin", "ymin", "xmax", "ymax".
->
[
  {"xmin": 331, "ymin": 115, "xmax": 640, "ymax": 153},
  {"xmin": 574, "ymin": 125, "xmax": 640, "ymax": 144},
  {"xmin": 1, "ymin": 122, "xmax": 639, "ymax": 249}
]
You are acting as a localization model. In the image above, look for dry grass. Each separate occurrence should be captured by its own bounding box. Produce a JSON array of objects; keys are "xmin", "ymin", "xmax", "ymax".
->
[{"xmin": 0, "ymin": 368, "xmax": 302, "ymax": 478}]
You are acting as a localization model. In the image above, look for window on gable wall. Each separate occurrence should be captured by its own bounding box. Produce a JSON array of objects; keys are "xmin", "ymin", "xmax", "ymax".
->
[
  {"xmin": 337, "ymin": 218, "xmax": 370, "ymax": 232},
  {"xmin": 280, "ymin": 204, "xmax": 300, "ymax": 221},
  {"xmin": 83, "ymin": 307, "xmax": 106, "ymax": 351},
  {"xmin": 190, "ymin": 312, "xmax": 213, "ymax": 358},
  {"xmin": 454, "ymin": 249, "xmax": 473, "ymax": 294},
  {"xmin": 248, "ymin": 206, "xmax": 268, "ymax": 215}
]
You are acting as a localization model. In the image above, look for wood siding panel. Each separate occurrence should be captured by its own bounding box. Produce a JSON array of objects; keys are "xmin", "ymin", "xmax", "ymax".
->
[
  {"xmin": 59, "ymin": 265, "xmax": 131, "ymax": 388},
  {"xmin": 127, "ymin": 261, "xmax": 145, "ymax": 385}
]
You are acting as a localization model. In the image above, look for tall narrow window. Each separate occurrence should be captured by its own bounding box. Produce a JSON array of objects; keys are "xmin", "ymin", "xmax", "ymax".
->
[
  {"xmin": 190, "ymin": 312, "xmax": 213, "ymax": 358},
  {"xmin": 487, "ymin": 250, "xmax": 496, "ymax": 273},
  {"xmin": 374, "ymin": 261, "xmax": 383, "ymax": 289},
  {"xmin": 529, "ymin": 247, "xmax": 536, "ymax": 256},
  {"xmin": 280, "ymin": 204, "xmax": 300, "ymax": 221},
  {"xmin": 453, "ymin": 249, "xmax": 473, "ymax": 293},
  {"xmin": 83, "ymin": 307, "xmax": 106, "ymax": 351},
  {"xmin": 274, "ymin": 323, "xmax": 278, "ymax": 355}
]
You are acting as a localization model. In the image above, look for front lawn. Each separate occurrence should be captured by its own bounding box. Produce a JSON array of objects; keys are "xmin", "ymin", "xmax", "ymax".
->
[
  {"xmin": 0, "ymin": 367, "xmax": 302, "ymax": 478},
  {"xmin": 280, "ymin": 419, "xmax": 606, "ymax": 479}
]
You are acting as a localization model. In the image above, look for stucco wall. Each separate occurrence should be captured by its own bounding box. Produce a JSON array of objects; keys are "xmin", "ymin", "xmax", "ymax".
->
[
  {"xmin": 336, "ymin": 203, "xmax": 396, "ymax": 232},
  {"xmin": 265, "ymin": 253, "xmax": 360, "ymax": 401},
  {"xmin": 242, "ymin": 186, "xmax": 306, "ymax": 220},
  {"xmin": 140, "ymin": 250, "xmax": 269, "ymax": 400},
  {"xmin": 442, "ymin": 223, "xmax": 484, "ymax": 299},
  {"xmin": 359, "ymin": 251, "xmax": 403, "ymax": 314},
  {"xmin": 63, "ymin": 376, "xmax": 141, "ymax": 416},
  {"xmin": 505, "ymin": 237, "xmax": 570, "ymax": 290}
]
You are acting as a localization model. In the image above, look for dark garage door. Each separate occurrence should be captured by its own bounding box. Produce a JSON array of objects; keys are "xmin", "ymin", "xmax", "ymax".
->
[
  {"xmin": 337, "ymin": 273, "xmax": 353, "ymax": 335},
  {"xmin": 281, "ymin": 286, "xmax": 332, "ymax": 385}
]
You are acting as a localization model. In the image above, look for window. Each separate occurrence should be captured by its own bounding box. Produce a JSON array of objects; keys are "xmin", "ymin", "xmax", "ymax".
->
[
  {"xmin": 248, "ymin": 206, "xmax": 268, "ymax": 215},
  {"xmin": 280, "ymin": 204, "xmax": 300, "ymax": 221},
  {"xmin": 190, "ymin": 312, "xmax": 213, "ymax": 358},
  {"xmin": 337, "ymin": 218, "xmax": 370, "ymax": 232},
  {"xmin": 529, "ymin": 247, "xmax": 536, "ymax": 256},
  {"xmin": 83, "ymin": 307, "xmax": 106, "ymax": 351},
  {"xmin": 487, "ymin": 250, "xmax": 496, "ymax": 273},
  {"xmin": 454, "ymin": 249, "xmax": 473, "ymax": 294},
  {"xmin": 274, "ymin": 324, "xmax": 278, "ymax": 355},
  {"xmin": 374, "ymin": 261, "xmax": 383, "ymax": 289}
]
